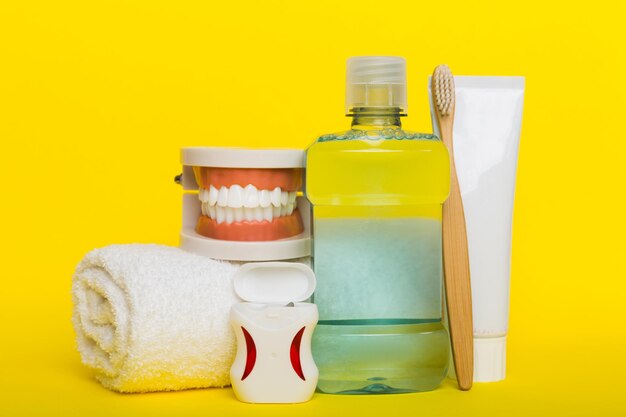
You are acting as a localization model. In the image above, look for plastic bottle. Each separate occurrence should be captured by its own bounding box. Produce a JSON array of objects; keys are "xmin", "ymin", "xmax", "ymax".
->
[{"xmin": 306, "ymin": 56, "xmax": 450, "ymax": 394}]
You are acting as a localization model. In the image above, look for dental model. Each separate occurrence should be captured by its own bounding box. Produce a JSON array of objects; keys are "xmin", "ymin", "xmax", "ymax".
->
[
  {"xmin": 182, "ymin": 148, "xmax": 305, "ymax": 241},
  {"xmin": 178, "ymin": 147, "xmax": 310, "ymax": 261}
]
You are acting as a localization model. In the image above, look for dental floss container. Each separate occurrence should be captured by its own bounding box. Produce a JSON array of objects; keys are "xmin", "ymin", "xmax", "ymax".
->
[
  {"xmin": 230, "ymin": 262, "xmax": 318, "ymax": 403},
  {"xmin": 178, "ymin": 147, "xmax": 310, "ymax": 261}
]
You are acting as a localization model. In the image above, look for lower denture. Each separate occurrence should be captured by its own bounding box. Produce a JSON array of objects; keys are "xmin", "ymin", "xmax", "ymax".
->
[{"xmin": 196, "ymin": 209, "xmax": 304, "ymax": 241}]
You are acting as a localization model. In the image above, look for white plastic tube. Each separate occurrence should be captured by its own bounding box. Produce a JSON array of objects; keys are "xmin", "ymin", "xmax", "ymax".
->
[{"xmin": 429, "ymin": 76, "xmax": 525, "ymax": 382}]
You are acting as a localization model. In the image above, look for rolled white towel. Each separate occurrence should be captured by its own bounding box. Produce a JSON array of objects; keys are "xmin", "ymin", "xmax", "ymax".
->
[{"xmin": 72, "ymin": 244, "xmax": 241, "ymax": 393}]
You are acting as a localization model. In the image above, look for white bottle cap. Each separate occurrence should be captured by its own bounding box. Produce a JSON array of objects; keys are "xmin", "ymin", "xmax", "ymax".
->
[
  {"xmin": 474, "ymin": 336, "xmax": 507, "ymax": 382},
  {"xmin": 345, "ymin": 56, "xmax": 407, "ymax": 113}
]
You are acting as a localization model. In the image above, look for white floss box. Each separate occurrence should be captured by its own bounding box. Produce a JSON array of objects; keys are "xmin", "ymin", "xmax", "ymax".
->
[{"xmin": 230, "ymin": 262, "xmax": 319, "ymax": 403}]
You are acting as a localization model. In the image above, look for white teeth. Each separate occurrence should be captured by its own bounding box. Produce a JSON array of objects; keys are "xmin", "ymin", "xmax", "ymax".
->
[
  {"xmin": 216, "ymin": 206, "xmax": 225, "ymax": 224},
  {"xmin": 259, "ymin": 190, "xmax": 271, "ymax": 207},
  {"xmin": 234, "ymin": 207, "xmax": 244, "ymax": 222},
  {"xmin": 254, "ymin": 207, "xmax": 263, "ymax": 222},
  {"xmin": 228, "ymin": 185, "xmax": 243, "ymax": 208},
  {"xmin": 244, "ymin": 207, "xmax": 254, "ymax": 222},
  {"xmin": 202, "ymin": 184, "xmax": 300, "ymax": 223},
  {"xmin": 271, "ymin": 187, "xmax": 282, "ymax": 207},
  {"xmin": 225, "ymin": 207, "xmax": 234, "ymax": 224},
  {"xmin": 244, "ymin": 185, "xmax": 259, "ymax": 208},
  {"xmin": 217, "ymin": 186, "xmax": 229, "ymax": 207},
  {"xmin": 209, "ymin": 185, "xmax": 218, "ymax": 206}
]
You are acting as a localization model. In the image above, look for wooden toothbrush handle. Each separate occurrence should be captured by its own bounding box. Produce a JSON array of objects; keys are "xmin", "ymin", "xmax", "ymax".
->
[{"xmin": 443, "ymin": 153, "xmax": 474, "ymax": 391}]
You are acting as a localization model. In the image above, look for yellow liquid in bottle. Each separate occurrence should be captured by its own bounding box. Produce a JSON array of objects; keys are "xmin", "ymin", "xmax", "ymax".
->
[{"xmin": 306, "ymin": 137, "xmax": 449, "ymax": 209}]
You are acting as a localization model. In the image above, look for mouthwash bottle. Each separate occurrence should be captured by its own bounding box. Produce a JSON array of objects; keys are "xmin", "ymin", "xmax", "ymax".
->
[{"xmin": 306, "ymin": 57, "xmax": 450, "ymax": 394}]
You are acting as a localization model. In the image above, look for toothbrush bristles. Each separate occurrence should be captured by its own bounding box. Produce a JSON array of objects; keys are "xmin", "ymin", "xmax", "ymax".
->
[{"xmin": 433, "ymin": 64, "xmax": 455, "ymax": 116}]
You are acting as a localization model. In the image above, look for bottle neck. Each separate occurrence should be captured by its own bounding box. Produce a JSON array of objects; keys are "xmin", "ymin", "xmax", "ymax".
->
[{"xmin": 349, "ymin": 107, "xmax": 405, "ymax": 129}]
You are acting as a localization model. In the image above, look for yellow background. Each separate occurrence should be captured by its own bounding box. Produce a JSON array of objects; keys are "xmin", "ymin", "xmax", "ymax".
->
[{"xmin": 1, "ymin": 1, "xmax": 625, "ymax": 415}]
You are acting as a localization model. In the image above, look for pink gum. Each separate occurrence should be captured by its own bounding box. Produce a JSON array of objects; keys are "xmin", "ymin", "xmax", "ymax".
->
[{"xmin": 194, "ymin": 167, "xmax": 303, "ymax": 191}]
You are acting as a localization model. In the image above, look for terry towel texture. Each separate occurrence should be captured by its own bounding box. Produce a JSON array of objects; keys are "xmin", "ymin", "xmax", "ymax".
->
[{"xmin": 72, "ymin": 244, "xmax": 241, "ymax": 393}]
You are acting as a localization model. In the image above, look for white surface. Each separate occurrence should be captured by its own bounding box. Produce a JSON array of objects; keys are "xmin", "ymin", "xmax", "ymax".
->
[
  {"xmin": 234, "ymin": 262, "xmax": 316, "ymax": 303},
  {"xmin": 72, "ymin": 244, "xmax": 241, "ymax": 392},
  {"xmin": 181, "ymin": 147, "xmax": 305, "ymax": 168},
  {"xmin": 180, "ymin": 194, "xmax": 311, "ymax": 261},
  {"xmin": 429, "ymin": 76, "xmax": 524, "ymax": 381},
  {"xmin": 345, "ymin": 56, "xmax": 407, "ymax": 113},
  {"xmin": 474, "ymin": 336, "xmax": 507, "ymax": 382}
]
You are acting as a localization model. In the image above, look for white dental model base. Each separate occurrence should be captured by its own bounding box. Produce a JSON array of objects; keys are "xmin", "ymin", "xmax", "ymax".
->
[{"xmin": 230, "ymin": 262, "xmax": 318, "ymax": 403}]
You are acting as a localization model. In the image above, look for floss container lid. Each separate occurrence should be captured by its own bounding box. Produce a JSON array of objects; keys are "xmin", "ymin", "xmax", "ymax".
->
[{"xmin": 233, "ymin": 262, "xmax": 316, "ymax": 304}]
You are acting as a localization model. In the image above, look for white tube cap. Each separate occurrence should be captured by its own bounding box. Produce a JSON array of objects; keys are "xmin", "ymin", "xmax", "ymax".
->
[
  {"xmin": 345, "ymin": 56, "xmax": 407, "ymax": 113},
  {"xmin": 474, "ymin": 336, "xmax": 507, "ymax": 382}
]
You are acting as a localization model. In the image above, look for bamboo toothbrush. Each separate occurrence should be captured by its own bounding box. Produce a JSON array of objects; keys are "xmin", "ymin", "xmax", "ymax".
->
[{"xmin": 432, "ymin": 64, "xmax": 474, "ymax": 391}]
